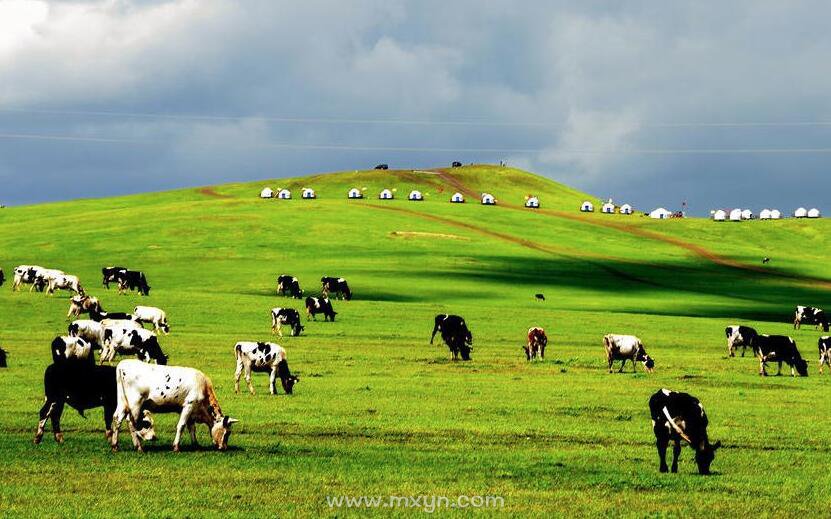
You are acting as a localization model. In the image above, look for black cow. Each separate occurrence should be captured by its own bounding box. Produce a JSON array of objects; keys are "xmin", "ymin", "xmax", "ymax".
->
[
  {"xmin": 0, "ymin": 267, "xmax": 5, "ymax": 287},
  {"xmin": 819, "ymin": 336, "xmax": 831, "ymax": 374},
  {"xmin": 374, "ymin": 164, "xmax": 389, "ymax": 170},
  {"xmin": 321, "ymin": 276, "xmax": 352, "ymax": 300},
  {"xmin": 118, "ymin": 270, "xmax": 150, "ymax": 296},
  {"xmin": 102, "ymin": 266, "xmax": 127, "ymax": 289},
  {"xmin": 430, "ymin": 314, "xmax": 472, "ymax": 361},
  {"xmin": 271, "ymin": 307, "xmax": 305, "ymax": 337},
  {"xmin": 649, "ymin": 389, "xmax": 720, "ymax": 475},
  {"xmin": 89, "ymin": 308, "xmax": 136, "ymax": 322},
  {"xmin": 451, "ymin": 161, "xmax": 462, "ymax": 168},
  {"xmin": 725, "ymin": 325, "xmax": 758, "ymax": 357},
  {"xmin": 753, "ymin": 334, "xmax": 808, "ymax": 376},
  {"xmin": 277, "ymin": 275, "xmax": 303, "ymax": 298},
  {"xmin": 305, "ymin": 297, "xmax": 337, "ymax": 321},
  {"xmin": 794, "ymin": 306, "xmax": 829, "ymax": 332},
  {"xmin": 0, "ymin": 347, "xmax": 7, "ymax": 367}
]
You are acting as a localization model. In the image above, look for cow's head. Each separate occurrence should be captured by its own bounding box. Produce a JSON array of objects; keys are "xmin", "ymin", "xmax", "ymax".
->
[
  {"xmin": 102, "ymin": 328, "xmax": 114, "ymax": 345},
  {"xmin": 292, "ymin": 323, "xmax": 305, "ymax": 336},
  {"xmin": 211, "ymin": 416, "xmax": 239, "ymax": 450},
  {"xmin": 136, "ymin": 410, "xmax": 157, "ymax": 441},
  {"xmin": 694, "ymin": 440, "xmax": 720, "ymax": 475},
  {"xmin": 641, "ymin": 354, "xmax": 655, "ymax": 373},
  {"xmin": 795, "ymin": 357, "xmax": 809, "ymax": 376},
  {"xmin": 277, "ymin": 359, "xmax": 299, "ymax": 394}
]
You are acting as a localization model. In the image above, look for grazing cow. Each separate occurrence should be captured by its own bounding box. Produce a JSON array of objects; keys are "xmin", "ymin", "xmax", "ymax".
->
[
  {"xmin": 277, "ymin": 275, "xmax": 303, "ymax": 298},
  {"xmin": 430, "ymin": 314, "xmax": 473, "ymax": 361},
  {"xmin": 102, "ymin": 266, "xmax": 127, "ymax": 289},
  {"xmin": 0, "ymin": 267, "xmax": 4, "ymax": 287},
  {"xmin": 0, "ymin": 346, "xmax": 6, "ymax": 367},
  {"xmin": 794, "ymin": 306, "xmax": 829, "ymax": 332},
  {"xmin": 35, "ymin": 268, "xmax": 65, "ymax": 293},
  {"xmin": 47, "ymin": 273, "xmax": 84, "ymax": 296},
  {"xmin": 451, "ymin": 161, "xmax": 462, "ymax": 167},
  {"xmin": 649, "ymin": 389, "xmax": 721, "ymax": 475},
  {"xmin": 68, "ymin": 319, "xmax": 106, "ymax": 348},
  {"xmin": 321, "ymin": 276, "xmax": 352, "ymax": 300},
  {"xmin": 534, "ymin": 293, "xmax": 545, "ymax": 301},
  {"xmin": 51, "ymin": 336, "xmax": 94, "ymax": 364},
  {"xmin": 305, "ymin": 296, "xmax": 337, "ymax": 321},
  {"xmin": 725, "ymin": 325, "xmax": 758, "ymax": 357},
  {"xmin": 603, "ymin": 334, "xmax": 655, "ymax": 373},
  {"xmin": 102, "ymin": 327, "xmax": 167, "ymax": 364},
  {"xmin": 67, "ymin": 294, "xmax": 101, "ymax": 319},
  {"xmin": 234, "ymin": 342, "xmax": 300, "ymax": 395},
  {"xmin": 117, "ymin": 270, "xmax": 150, "ymax": 296},
  {"xmin": 525, "ymin": 327, "xmax": 548, "ymax": 360},
  {"xmin": 111, "ymin": 359, "xmax": 238, "ymax": 452},
  {"xmin": 133, "ymin": 306, "xmax": 170, "ymax": 334},
  {"xmin": 270, "ymin": 308, "xmax": 304, "ymax": 337},
  {"xmin": 89, "ymin": 308, "xmax": 136, "ymax": 322},
  {"xmin": 762, "ymin": 257, "xmax": 770, "ymax": 264},
  {"xmin": 34, "ymin": 362, "xmax": 156, "ymax": 445},
  {"xmin": 375, "ymin": 163, "xmax": 389, "ymax": 170},
  {"xmin": 12, "ymin": 265, "xmax": 45, "ymax": 291},
  {"xmin": 819, "ymin": 336, "xmax": 831, "ymax": 374},
  {"xmin": 752, "ymin": 334, "xmax": 808, "ymax": 376}
]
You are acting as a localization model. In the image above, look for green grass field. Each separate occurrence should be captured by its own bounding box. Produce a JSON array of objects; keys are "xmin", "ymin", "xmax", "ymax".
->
[{"xmin": 1, "ymin": 165, "xmax": 829, "ymax": 517}]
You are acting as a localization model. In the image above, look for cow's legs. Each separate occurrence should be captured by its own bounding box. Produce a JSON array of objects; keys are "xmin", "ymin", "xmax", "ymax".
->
[
  {"xmin": 269, "ymin": 368, "xmax": 277, "ymax": 395},
  {"xmin": 618, "ymin": 358, "xmax": 626, "ymax": 373},
  {"xmin": 234, "ymin": 361, "xmax": 243, "ymax": 393},
  {"xmin": 172, "ymin": 404, "xmax": 195, "ymax": 452},
  {"xmin": 275, "ymin": 321, "xmax": 283, "ymax": 339},
  {"xmin": 540, "ymin": 344, "xmax": 545, "ymax": 360},
  {"xmin": 654, "ymin": 424, "xmax": 669, "ymax": 473},
  {"xmin": 776, "ymin": 361, "xmax": 782, "ymax": 376},
  {"xmin": 670, "ymin": 438, "xmax": 682, "ymax": 473},
  {"xmin": 759, "ymin": 356, "xmax": 768, "ymax": 376},
  {"xmin": 607, "ymin": 355, "xmax": 614, "ymax": 373},
  {"xmin": 110, "ymin": 406, "xmax": 127, "ymax": 451},
  {"xmin": 741, "ymin": 344, "xmax": 747, "ymax": 357},
  {"xmin": 244, "ymin": 366, "xmax": 255, "ymax": 395},
  {"xmin": 187, "ymin": 422, "xmax": 198, "ymax": 446},
  {"xmin": 34, "ymin": 400, "xmax": 57, "ymax": 444}
]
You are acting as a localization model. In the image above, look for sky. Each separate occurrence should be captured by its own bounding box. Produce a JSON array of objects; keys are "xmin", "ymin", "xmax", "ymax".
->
[{"xmin": 2, "ymin": 0, "xmax": 831, "ymax": 214}]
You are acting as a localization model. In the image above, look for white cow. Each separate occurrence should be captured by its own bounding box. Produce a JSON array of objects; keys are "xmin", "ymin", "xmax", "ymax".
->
[
  {"xmin": 50, "ymin": 336, "xmax": 93, "ymax": 363},
  {"xmin": 68, "ymin": 319, "xmax": 106, "ymax": 347},
  {"xmin": 36, "ymin": 269, "xmax": 65, "ymax": 292},
  {"xmin": 133, "ymin": 306, "xmax": 170, "ymax": 334},
  {"xmin": 111, "ymin": 360, "xmax": 238, "ymax": 452},
  {"xmin": 603, "ymin": 334, "xmax": 655, "ymax": 373},
  {"xmin": 47, "ymin": 274, "xmax": 83, "ymax": 295},
  {"xmin": 234, "ymin": 341, "xmax": 299, "ymax": 395},
  {"xmin": 12, "ymin": 265, "xmax": 45, "ymax": 291}
]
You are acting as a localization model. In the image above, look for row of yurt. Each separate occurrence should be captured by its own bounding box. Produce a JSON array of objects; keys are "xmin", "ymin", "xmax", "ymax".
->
[
  {"xmin": 759, "ymin": 209, "xmax": 782, "ymax": 220},
  {"xmin": 262, "ymin": 186, "xmax": 524, "ymax": 206},
  {"xmin": 580, "ymin": 200, "xmax": 633, "ymax": 215},
  {"xmin": 260, "ymin": 187, "xmax": 297, "ymax": 199},
  {"xmin": 794, "ymin": 207, "xmax": 821, "ymax": 218}
]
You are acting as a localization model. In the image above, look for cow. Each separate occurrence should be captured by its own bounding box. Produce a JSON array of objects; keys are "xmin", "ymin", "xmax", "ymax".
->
[
  {"xmin": 102, "ymin": 327, "xmax": 167, "ymax": 364},
  {"xmin": 534, "ymin": 293, "xmax": 545, "ymax": 301},
  {"xmin": 51, "ymin": 336, "xmax": 94, "ymax": 364},
  {"xmin": 89, "ymin": 308, "xmax": 137, "ymax": 322},
  {"xmin": 752, "ymin": 334, "xmax": 808, "ymax": 376},
  {"xmin": 603, "ymin": 334, "xmax": 655, "ymax": 373},
  {"xmin": 525, "ymin": 327, "xmax": 548, "ymax": 361},
  {"xmin": 111, "ymin": 359, "xmax": 238, "ymax": 452},
  {"xmin": 321, "ymin": 276, "xmax": 352, "ymax": 300},
  {"xmin": 649, "ymin": 389, "xmax": 721, "ymax": 475},
  {"xmin": 117, "ymin": 270, "xmax": 150, "ymax": 296},
  {"xmin": 819, "ymin": 337, "xmax": 831, "ymax": 374},
  {"xmin": 374, "ymin": 163, "xmax": 389, "ymax": 170},
  {"xmin": 68, "ymin": 319, "xmax": 106, "ymax": 348},
  {"xmin": 305, "ymin": 296, "xmax": 337, "ymax": 321},
  {"xmin": 12, "ymin": 265, "xmax": 45, "ymax": 291},
  {"xmin": 47, "ymin": 273, "xmax": 84, "ymax": 296},
  {"xmin": 725, "ymin": 325, "xmax": 758, "ymax": 357},
  {"xmin": 133, "ymin": 306, "xmax": 170, "ymax": 334},
  {"xmin": 270, "ymin": 308, "xmax": 304, "ymax": 337},
  {"xmin": 67, "ymin": 294, "xmax": 101, "ymax": 319},
  {"xmin": 0, "ymin": 346, "xmax": 6, "ymax": 367},
  {"xmin": 451, "ymin": 161, "xmax": 462, "ymax": 167},
  {"xmin": 0, "ymin": 267, "xmax": 4, "ymax": 287},
  {"xmin": 35, "ymin": 268, "xmax": 65, "ymax": 293},
  {"xmin": 102, "ymin": 266, "xmax": 127, "ymax": 289},
  {"xmin": 34, "ymin": 362, "xmax": 156, "ymax": 445},
  {"xmin": 794, "ymin": 306, "xmax": 829, "ymax": 332},
  {"xmin": 277, "ymin": 275, "xmax": 303, "ymax": 298},
  {"xmin": 234, "ymin": 342, "xmax": 300, "ymax": 395},
  {"xmin": 430, "ymin": 314, "xmax": 473, "ymax": 361}
]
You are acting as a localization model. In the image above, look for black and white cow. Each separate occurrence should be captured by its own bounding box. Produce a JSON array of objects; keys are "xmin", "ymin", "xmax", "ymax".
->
[
  {"xmin": 430, "ymin": 314, "xmax": 473, "ymax": 361},
  {"xmin": 305, "ymin": 296, "xmax": 337, "ymax": 321},
  {"xmin": 819, "ymin": 336, "xmax": 831, "ymax": 374},
  {"xmin": 111, "ymin": 359, "xmax": 238, "ymax": 452},
  {"xmin": 725, "ymin": 325, "xmax": 758, "ymax": 357},
  {"xmin": 67, "ymin": 294, "xmax": 101, "ymax": 320},
  {"xmin": 117, "ymin": 270, "xmax": 150, "ymax": 296},
  {"xmin": 12, "ymin": 265, "xmax": 45, "ymax": 291},
  {"xmin": 794, "ymin": 306, "xmax": 829, "ymax": 332},
  {"xmin": 649, "ymin": 389, "xmax": 721, "ymax": 475},
  {"xmin": 277, "ymin": 275, "xmax": 303, "ymax": 299},
  {"xmin": 34, "ymin": 362, "xmax": 155, "ymax": 445},
  {"xmin": 102, "ymin": 266, "xmax": 128, "ymax": 289},
  {"xmin": 234, "ymin": 342, "xmax": 299, "ymax": 395},
  {"xmin": 603, "ymin": 334, "xmax": 655, "ymax": 373},
  {"xmin": 752, "ymin": 334, "xmax": 808, "ymax": 376},
  {"xmin": 47, "ymin": 273, "xmax": 84, "ymax": 296},
  {"xmin": 270, "ymin": 308, "xmax": 304, "ymax": 337},
  {"xmin": 51, "ymin": 336, "xmax": 94, "ymax": 364},
  {"xmin": 89, "ymin": 308, "xmax": 137, "ymax": 322},
  {"xmin": 102, "ymin": 327, "xmax": 167, "ymax": 364},
  {"xmin": 321, "ymin": 276, "xmax": 352, "ymax": 300},
  {"xmin": 68, "ymin": 319, "xmax": 106, "ymax": 348},
  {"xmin": 133, "ymin": 305, "xmax": 170, "ymax": 334}
]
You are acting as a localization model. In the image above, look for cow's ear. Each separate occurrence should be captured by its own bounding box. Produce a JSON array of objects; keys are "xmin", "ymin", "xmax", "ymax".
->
[{"xmin": 224, "ymin": 417, "xmax": 239, "ymax": 426}]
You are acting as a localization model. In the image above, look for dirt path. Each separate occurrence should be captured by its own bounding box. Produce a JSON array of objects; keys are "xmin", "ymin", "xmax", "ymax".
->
[{"xmin": 197, "ymin": 187, "xmax": 231, "ymax": 198}]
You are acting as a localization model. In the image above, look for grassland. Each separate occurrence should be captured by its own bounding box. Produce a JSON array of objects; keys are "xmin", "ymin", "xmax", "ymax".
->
[{"xmin": 0, "ymin": 165, "xmax": 829, "ymax": 517}]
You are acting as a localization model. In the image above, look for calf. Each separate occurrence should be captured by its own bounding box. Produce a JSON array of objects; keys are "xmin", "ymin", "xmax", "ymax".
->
[
  {"xmin": 111, "ymin": 359, "xmax": 238, "ymax": 452},
  {"xmin": 277, "ymin": 275, "xmax": 303, "ymax": 298},
  {"xmin": 430, "ymin": 314, "xmax": 473, "ymax": 361},
  {"xmin": 67, "ymin": 294, "xmax": 101, "ymax": 320},
  {"xmin": 794, "ymin": 305, "xmax": 829, "ymax": 332},
  {"xmin": 51, "ymin": 336, "xmax": 94, "ymax": 364},
  {"xmin": 102, "ymin": 266, "xmax": 127, "ymax": 289},
  {"xmin": 819, "ymin": 336, "xmax": 831, "ymax": 374},
  {"xmin": 234, "ymin": 341, "xmax": 299, "ymax": 395},
  {"xmin": 133, "ymin": 305, "xmax": 170, "ymax": 334},
  {"xmin": 47, "ymin": 273, "xmax": 84, "ymax": 296},
  {"xmin": 603, "ymin": 334, "xmax": 655, "ymax": 373},
  {"xmin": 321, "ymin": 276, "xmax": 352, "ymax": 300},
  {"xmin": 525, "ymin": 327, "xmax": 548, "ymax": 361},
  {"xmin": 649, "ymin": 389, "xmax": 721, "ymax": 475},
  {"xmin": 270, "ymin": 308, "xmax": 304, "ymax": 337},
  {"xmin": 752, "ymin": 334, "xmax": 808, "ymax": 376},
  {"xmin": 68, "ymin": 319, "xmax": 106, "ymax": 348},
  {"xmin": 102, "ymin": 326, "xmax": 167, "ymax": 364},
  {"xmin": 725, "ymin": 325, "xmax": 757, "ymax": 357},
  {"xmin": 117, "ymin": 270, "xmax": 150, "ymax": 296},
  {"xmin": 305, "ymin": 296, "xmax": 337, "ymax": 321}
]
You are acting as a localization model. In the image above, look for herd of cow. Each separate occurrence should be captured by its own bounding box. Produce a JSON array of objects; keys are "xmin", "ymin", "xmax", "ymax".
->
[{"xmin": 1, "ymin": 263, "xmax": 828, "ymax": 475}]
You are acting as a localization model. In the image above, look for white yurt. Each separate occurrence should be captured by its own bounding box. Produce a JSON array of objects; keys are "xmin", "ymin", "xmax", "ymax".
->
[
  {"xmin": 348, "ymin": 188, "xmax": 363, "ymax": 199},
  {"xmin": 728, "ymin": 208, "xmax": 742, "ymax": 221},
  {"xmin": 301, "ymin": 188, "xmax": 316, "ymax": 199},
  {"xmin": 601, "ymin": 202, "xmax": 615, "ymax": 214},
  {"xmin": 260, "ymin": 187, "xmax": 274, "ymax": 199},
  {"xmin": 649, "ymin": 207, "xmax": 671, "ymax": 219},
  {"xmin": 759, "ymin": 209, "xmax": 772, "ymax": 220},
  {"xmin": 770, "ymin": 209, "xmax": 782, "ymax": 219},
  {"xmin": 481, "ymin": 193, "xmax": 496, "ymax": 205},
  {"xmin": 794, "ymin": 207, "xmax": 808, "ymax": 218},
  {"xmin": 808, "ymin": 208, "xmax": 821, "ymax": 218},
  {"xmin": 277, "ymin": 189, "xmax": 291, "ymax": 199},
  {"xmin": 620, "ymin": 204, "xmax": 633, "ymax": 215},
  {"xmin": 713, "ymin": 209, "xmax": 727, "ymax": 221},
  {"xmin": 408, "ymin": 190, "xmax": 423, "ymax": 201},
  {"xmin": 450, "ymin": 192, "xmax": 465, "ymax": 203},
  {"xmin": 525, "ymin": 196, "xmax": 540, "ymax": 208},
  {"xmin": 741, "ymin": 209, "xmax": 753, "ymax": 220},
  {"xmin": 379, "ymin": 189, "xmax": 394, "ymax": 200},
  {"xmin": 580, "ymin": 201, "xmax": 594, "ymax": 212}
]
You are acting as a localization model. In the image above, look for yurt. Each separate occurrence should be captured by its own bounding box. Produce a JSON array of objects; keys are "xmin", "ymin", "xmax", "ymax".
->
[
  {"xmin": 728, "ymin": 208, "xmax": 742, "ymax": 221},
  {"xmin": 741, "ymin": 209, "xmax": 753, "ymax": 220},
  {"xmin": 620, "ymin": 204, "xmax": 633, "ymax": 215},
  {"xmin": 713, "ymin": 209, "xmax": 727, "ymax": 221},
  {"xmin": 794, "ymin": 207, "xmax": 808, "ymax": 218},
  {"xmin": 808, "ymin": 208, "xmax": 821, "ymax": 218},
  {"xmin": 301, "ymin": 188, "xmax": 316, "ymax": 199},
  {"xmin": 649, "ymin": 207, "xmax": 671, "ymax": 219},
  {"xmin": 759, "ymin": 209, "xmax": 772, "ymax": 220},
  {"xmin": 408, "ymin": 190, "xmax": 423, "ymax": 201},
  {"xmin": 481, "ymin": 193, "xmax": 496, "ymax": 205},
  {"xmin": 347, "ymin": 188, "xmax": 363, "ymax": 199},
  {"xmin": 277, "ymin": 189, "xmax": 291, "ymax": 200},
  {"xmin": 770, "ymin": 209, "xmax": 782, "ymax": 219},
  {"xmin": 525, "ymin": 196, "xmax": 540, "ymax": 209},
  {"xmin": 259, "ymin": 187, "xmax": 274, "ymax": 199},
  {"xmin": 379, "ymin": 189, "xmax": 394, "ymax": 200},
  {"xmin": 601, "ymin": 202, "xmax": 615, "ymax": 214},
  {"xmin": 450, "ymin": 192, "xmax": 465, "ymax": 203},
  {"xmin": 580, "ymin": 201, "xmax": 594, "ymax": 212}
]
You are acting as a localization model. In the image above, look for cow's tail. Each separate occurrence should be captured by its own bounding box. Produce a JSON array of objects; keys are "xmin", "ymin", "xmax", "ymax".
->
[
  {"xmin": 115, "ymin": 362, "xmax": 131, "ymax": 419},
  {"xmin": 234, "ymin": 342, "xmax": 243, "ymax": 362}
]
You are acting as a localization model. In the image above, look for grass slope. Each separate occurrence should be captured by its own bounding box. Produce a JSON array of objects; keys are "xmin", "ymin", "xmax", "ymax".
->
[{"xmin": 1, "ymin": 165, "xmax": 830, "ymax": 517}]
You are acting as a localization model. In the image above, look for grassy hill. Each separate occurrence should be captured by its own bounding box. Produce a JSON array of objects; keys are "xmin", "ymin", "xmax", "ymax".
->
[{"xmin": 1, "ymin": 165, "xmax": 830, "ymax": 516}]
